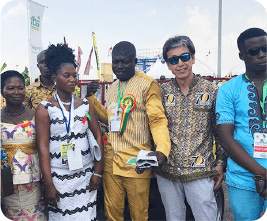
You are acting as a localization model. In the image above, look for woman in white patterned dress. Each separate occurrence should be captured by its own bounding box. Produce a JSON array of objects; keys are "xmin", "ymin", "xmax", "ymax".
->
[
  {"xmin": 35, "ymin": 44, "xmax": 104, "ymax": 221},
  {"xmin": 1, "ymin": 70, "xmax": 46, "ymax": 221}
]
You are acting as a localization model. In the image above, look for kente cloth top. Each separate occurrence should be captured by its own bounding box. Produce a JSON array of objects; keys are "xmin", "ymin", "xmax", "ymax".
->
[
  {"xmin": 88, "ymin": 71, "xmax": 171, "ymax": 178},
  {"xmin": 1, "ymin": 119, "xmax": 41, "ymax": 184},
  {"xmin": 216, "ymin": 74, "xmax": 267, "ymax": 191},
  {"xmin": 156, "ymin": 76, "xmax": 225, "ymax": 182},
  {"xmin": 25, "ymin": 77, "xmax": 80, "ymax": 109}
]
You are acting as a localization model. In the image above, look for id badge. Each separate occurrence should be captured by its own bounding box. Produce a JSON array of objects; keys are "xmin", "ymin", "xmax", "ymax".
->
[
  {"xmin": 61, "ymin": 143, "xmax": 74, "ymax": 165},
  {"xmin": 67, "ymin": 147, "xmax": 83, "ymax": 171},
  {"xmin": 111, "ymin": 119, "xmax": 121, "ymax": 132},
  {"xmin": 254, "ymin": 133, "xmax": 267, "ymax": 159}
]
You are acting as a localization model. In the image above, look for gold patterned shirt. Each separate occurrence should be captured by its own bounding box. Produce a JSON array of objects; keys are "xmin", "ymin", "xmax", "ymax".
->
[
  {"xmin": 156, "ymin": 75, "xmax": 226, "ymax": 182},
  {"xmin": 88, "ymin": 72, "xmax": 171, "ymax": 178}
]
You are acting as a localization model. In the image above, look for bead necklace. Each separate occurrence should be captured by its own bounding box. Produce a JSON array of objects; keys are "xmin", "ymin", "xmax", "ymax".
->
[{"xmin": 4, "ymin": 105, "xmax": 26, "ymax": 116}]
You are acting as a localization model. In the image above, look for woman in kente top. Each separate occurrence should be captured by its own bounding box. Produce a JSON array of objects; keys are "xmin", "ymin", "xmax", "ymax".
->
[{"xmin": 1, "ymin": 70, "xmax": 46, "ymax": 221}]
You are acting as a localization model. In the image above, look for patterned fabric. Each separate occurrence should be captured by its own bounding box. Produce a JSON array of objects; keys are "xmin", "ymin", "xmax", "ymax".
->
[
  {"xmin": 216, "ymin": 74, "xmax": 267, "ymax": 190},
  {"xmin": 2, "ymin": 182, "xmax": 46, "ymax": 221},
  {"xmin": 25, "ymin": 77, "xmax": 80, "ymax": 109},
  {"xmin": 156, "ymin": 76, "xmax": 225, "ymax": 182},
  {"xmin": 1, "ymin": 120, "xmax": 41, "ymax": 184},
  {"xmin": 1, "ymin": 119, "xmax": 45, "ymax": 220},
  {"xmin": 88, "ymin": 71, "xmax": 171, "ymax": 178},
  {"xmin": 40, "ymin": 99, "xmax": 97, "ymax": 220}
]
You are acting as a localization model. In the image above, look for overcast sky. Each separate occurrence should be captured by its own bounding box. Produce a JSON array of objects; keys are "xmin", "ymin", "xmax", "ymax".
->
[{"xmin": 0, "ymin": 0, "xmax": 267, "ymax": 79}]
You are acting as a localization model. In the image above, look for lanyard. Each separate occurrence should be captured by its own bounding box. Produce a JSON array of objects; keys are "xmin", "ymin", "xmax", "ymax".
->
[
  {"xmin": 117, "ymin": 81, "xmax": 127, "ymax": 109},
  {"xmin": 55, "ymin": 93, "xmax": 74, "ymax": 141},
  {"xmin": 245, "ymin": 74, "xmax": 266, "ymax": 128}
]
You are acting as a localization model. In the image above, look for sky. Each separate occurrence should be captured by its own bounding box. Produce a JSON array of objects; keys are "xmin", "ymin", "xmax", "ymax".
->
[{"xmin": 0, "ymin": 0, "xmax": 267, "ymax": 80}]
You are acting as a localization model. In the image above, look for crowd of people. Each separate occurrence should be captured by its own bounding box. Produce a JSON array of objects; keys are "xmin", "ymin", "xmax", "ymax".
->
[{"xmin": 1, "ymin": 27, "xmax": 266, "ymax": 221}]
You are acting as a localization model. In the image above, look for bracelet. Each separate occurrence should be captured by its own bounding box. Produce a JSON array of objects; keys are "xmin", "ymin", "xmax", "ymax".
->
[{"xmin": 93, "ymin": 173, "xmax": 102, "ymax": 178}]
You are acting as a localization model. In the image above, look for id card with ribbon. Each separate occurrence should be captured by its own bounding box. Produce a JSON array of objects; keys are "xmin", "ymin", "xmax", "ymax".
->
[
  {"xmin": 110, "ymin": 106, "xmax": 122, "ymax": 132},
  {"xmin": 61, "ymin": 143, "xmax": 75, "ymax": 165},
  {"xmin": 254, "ymin": 133, "xmax": 267, "ymax": 159},
  {"xmin": 67, "ymin": 147, "xmax": 83, "ymax": 171}
]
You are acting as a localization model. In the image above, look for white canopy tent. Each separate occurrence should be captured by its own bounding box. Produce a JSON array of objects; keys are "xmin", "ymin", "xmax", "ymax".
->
[{"xmin": 146, "ymin": 58, "xmax": 216, "ymax": 79}]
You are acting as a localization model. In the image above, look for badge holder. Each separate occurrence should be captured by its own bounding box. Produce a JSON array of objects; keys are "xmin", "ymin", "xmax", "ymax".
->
[{"xmin": 67, "ymin": 145, "xmax": 83, "ymax": 171}]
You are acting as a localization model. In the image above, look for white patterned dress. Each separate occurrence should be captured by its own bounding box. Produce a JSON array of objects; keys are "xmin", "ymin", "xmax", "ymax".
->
[{"xmin": 40, "ymin": 99, "xmax": 97, "ymax": 221}]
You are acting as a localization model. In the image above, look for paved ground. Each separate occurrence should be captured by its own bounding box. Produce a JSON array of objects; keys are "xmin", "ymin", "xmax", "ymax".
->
[{"xmin": 97, "ymin": 179, "xmax": 234, "ymax": 221}]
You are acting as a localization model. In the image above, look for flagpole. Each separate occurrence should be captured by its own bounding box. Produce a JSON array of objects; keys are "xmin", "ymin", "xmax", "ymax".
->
[
  {"xmin": 217, "ymin": 0, "xmax": 222, "ymax": 77},
  {"xmin": 27, "ymin": 0, "xmax": 32, "ymax": 83}
]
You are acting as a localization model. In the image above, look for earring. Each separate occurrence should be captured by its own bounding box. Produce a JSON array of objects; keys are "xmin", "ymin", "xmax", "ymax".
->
[{"xmin": 54, "ymin": 82, "xmax": 57, "ymax": 86}]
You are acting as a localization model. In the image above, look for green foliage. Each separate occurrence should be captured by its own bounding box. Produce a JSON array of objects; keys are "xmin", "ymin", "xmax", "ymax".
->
[
  {"xmin": 21, "ymin": 66, "xmax": 30, "ymax": 86},
  {"xmin": 1, "ymin": 63, "xmax": 7, "ymax": 73}
]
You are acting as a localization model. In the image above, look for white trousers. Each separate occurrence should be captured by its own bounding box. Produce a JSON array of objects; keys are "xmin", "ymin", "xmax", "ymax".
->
[{"xmin": 157, "ymin": 175, "xmax": 219, "ymax": 221}]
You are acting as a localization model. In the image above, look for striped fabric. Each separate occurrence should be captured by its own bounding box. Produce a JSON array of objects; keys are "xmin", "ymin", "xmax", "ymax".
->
[{"xmin": 106, "ymin": 72, "xmax": 152, "ymax": 153}]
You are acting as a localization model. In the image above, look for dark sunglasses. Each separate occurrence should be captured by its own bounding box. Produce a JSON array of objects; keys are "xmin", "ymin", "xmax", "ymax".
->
[
  {"xmin": 242, "ymin": 46, "xmax": 267, "ymax": 56},
  {"xmin": 167, "ymin": 53, "xmax": 192, "ymax": 65}
]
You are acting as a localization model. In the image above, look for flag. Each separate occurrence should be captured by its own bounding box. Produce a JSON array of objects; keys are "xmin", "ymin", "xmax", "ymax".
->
[
  {"xmin": 64, "ymin": 36, "xmax": 67, "ymax": 45},
  {"xmin": 84, "ymin": 47, "xmax": 93, "ymax": 75},
  {"xmin": 108, "ymin": 47, "xmax": 112, "ymax": 57},
  {"xmin": 28, "ymin": 0, "xmax": 45, "ymax": 83},
  {"xmin": 92, "ymin": 32, "xmax": 102, "ymax": 81},
  {"xmin": 76, "ymin": 46, "xmax": 83, "ymax": 74},
  {"xmin": 0, "ymin": 63, "xmax": 7, "ymax": 73}
]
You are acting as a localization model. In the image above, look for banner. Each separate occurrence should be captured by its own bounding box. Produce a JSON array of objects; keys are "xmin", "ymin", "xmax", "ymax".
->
[
  {"xmin": 28, "ymin": 0, "xmax": 45, "ymax": 83},
  {"xmin": 84, "ymin": 47, "xmax": 93, "ymax": 75},
  {"xmin": 92, "ymin": 32, "xmax": 102, "ymax": 81},
  {"xmin": 76, "ymin": 46, "xmax": 83, "ymax": 74}
]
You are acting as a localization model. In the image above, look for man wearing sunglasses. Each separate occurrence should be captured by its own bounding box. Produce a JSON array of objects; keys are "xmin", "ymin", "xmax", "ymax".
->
[
  {"xmin": 216, "ymin": 28, "xmax": 267, "ymax": 220},
  {"xmin": 155, "ymin": 35, "xmax": 226, "ymax": 221}
]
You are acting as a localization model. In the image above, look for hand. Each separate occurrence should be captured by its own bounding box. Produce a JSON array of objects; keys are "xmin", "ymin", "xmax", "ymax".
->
[
  {"xmin": 211, "ymin": 165, "xmax": 224, "ymax": 190},
  {"xmin": 147, "ymin": 151, "xmax": 167, "ymax": 165},
  {"xmin": 45, "ymin": 183, "xmax": 60, "ymax": 208},
  {"xmin": 254, "ymin": 175, "xmax": 267, "ymax": 199},
  {"xmin": 89, "ymin": 174, "xmax": 101, "ymax": 191},
  {"xmin": 87, "ymin": 81, "xmax": 100, "ymax": 97}
]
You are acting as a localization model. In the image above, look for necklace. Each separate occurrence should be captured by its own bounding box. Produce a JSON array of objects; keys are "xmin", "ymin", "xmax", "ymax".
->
[
  {"xmin": 4, "ymin": 105, "xmax": 26, "ymax": 116},
  {"xmin": 61, "ymin": 101, "xmax": 71, "ymax": 105}
]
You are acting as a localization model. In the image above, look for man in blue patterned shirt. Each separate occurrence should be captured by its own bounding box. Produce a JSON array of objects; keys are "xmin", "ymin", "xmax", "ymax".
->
[{"xmin": 216, "ymin": 27, "xmax": 267, "ymax": 220}]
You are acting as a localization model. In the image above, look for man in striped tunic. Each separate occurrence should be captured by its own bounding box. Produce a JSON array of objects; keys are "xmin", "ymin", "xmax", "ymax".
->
[{"xmin": 87, "ymin": 41, "xmax": 171, "ymax": 221}]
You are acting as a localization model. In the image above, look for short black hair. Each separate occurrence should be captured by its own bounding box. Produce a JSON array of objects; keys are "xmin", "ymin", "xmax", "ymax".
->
[
  {"xmin": 112, "ymin": 41, "xmax": 136, "ymax": 58},
  {"xmin": 237, "ymin": 28, "xmax": 267, "ymax": 51},
  {"xmin": 163, "ymin": 36, "xmax": 195, "ymax": 62},
  {"xmin": 37, "ymin": 50, "xmax": 47, "ymax": 63},
  {"xmin": 1, "ymin": 70, "xmax": 25, "ymax": 94},
  {"xmin": 45, "ymin": 43, "xmax": 77, "ymax": 75}
]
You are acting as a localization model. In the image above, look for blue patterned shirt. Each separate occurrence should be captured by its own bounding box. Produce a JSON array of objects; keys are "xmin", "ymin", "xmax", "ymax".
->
[{"xmin": 216, "ymin": 74, "xmax": 267, "ymax": 190}]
